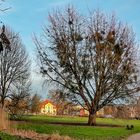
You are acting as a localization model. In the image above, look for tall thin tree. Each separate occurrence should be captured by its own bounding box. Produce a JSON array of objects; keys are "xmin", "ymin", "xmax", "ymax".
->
[{"xmin": 0, "ymin": 27, "xmax": 30, "ymax": 109}]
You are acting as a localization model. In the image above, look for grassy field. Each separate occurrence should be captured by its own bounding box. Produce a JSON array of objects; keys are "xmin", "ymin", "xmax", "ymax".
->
[
  {"xmin": 10, "ymin": 115, "xmax": 140, "ymax": 140},
  {"xmin": 0, "ymin": 132, "xmax": 25, "ymax": 140}
]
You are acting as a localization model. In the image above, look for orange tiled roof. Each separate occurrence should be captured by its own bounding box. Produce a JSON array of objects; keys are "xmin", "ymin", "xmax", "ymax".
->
[{"xmin": 40, "ymin": 99, "xmax": 56, "ymax": 109}]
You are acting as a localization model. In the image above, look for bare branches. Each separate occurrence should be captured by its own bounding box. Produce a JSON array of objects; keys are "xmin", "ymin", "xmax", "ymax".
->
[
  {"xmin": 35, "ymin": 7, "xmax": 140, "ymax": 125},
  {"xmin": 0, "ymin": 26, "xmax": 30, "ymax": 108}
]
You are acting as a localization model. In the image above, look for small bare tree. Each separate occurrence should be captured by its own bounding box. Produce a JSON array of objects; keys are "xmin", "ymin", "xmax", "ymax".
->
[
  {"xmin": 8, "ymin": 78, "xmax": 31, "ymax": 118},
  {"xmin": 35, "ymin": 7, "xmax": 140, "ymax": 125},
  {"xmin": 134, "ymin": 97, "xmax": 140, "ymax": 118},
  {"xmin": 30, "ymin": 93, "xmax": 41, "ymax": 114}
]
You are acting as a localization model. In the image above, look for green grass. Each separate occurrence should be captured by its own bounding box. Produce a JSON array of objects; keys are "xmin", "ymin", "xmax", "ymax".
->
[
  {"xmin": 17, "ymin": 123, "xmax": 134, "ymax": 140},
  {"xmin": 13, "ymin": 115, "xmax": 140, "ymax": 140},
  {"xmin": 0, "ymin": 132, "xmax": 25, "ymax": 140},
  {"xmin": 13, "ymin": 115, "xmax": 87, "ymax": 123}
]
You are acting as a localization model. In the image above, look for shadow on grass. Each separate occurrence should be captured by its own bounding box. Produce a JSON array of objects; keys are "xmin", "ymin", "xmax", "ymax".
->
[{"xmin": 10, "ymin": 120, "xmax": 123, "ymax": 128}]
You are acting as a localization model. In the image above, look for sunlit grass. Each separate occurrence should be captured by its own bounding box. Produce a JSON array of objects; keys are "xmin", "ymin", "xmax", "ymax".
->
[{"xmin": 12, "ymin": 115, "xmax": 140, "ymax": 140}]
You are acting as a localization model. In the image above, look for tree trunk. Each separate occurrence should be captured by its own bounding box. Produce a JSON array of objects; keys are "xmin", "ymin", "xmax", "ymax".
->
[
  {"xmin": 0, "ymin": 102, "xmax": 9, "ymax": 130},
  {"xmin": 0, "ymin": 107, "xmax": 6, "ymax": 130},
  {"xmin": 88, "ymin": 113, "xmax": 96, "ymax": 126}
]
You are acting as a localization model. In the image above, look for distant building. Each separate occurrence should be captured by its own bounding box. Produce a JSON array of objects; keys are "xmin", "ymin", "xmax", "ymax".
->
[
  {"xmin": 79, "ymin": 108, "xmax": 89, "ymax": 116},
  {"xmin": 96, "ymin": 108, "xmax": 104, "ymax": 116},
  {"xmin": 79, "ymin": 107, "xmax": 104, "ymax": 117},
  {"xmin": 40, "ymin": 100, "xmax": 57, "ymax": 115},
  {"xmin": 40, "ymin": 99, "xmax": 138, "ymax": 118}
]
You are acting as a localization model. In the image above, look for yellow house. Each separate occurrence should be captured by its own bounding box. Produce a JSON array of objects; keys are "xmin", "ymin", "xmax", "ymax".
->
[{"xmin": 40, "ymin": 100, "xmax": 57, "ymax": 115}]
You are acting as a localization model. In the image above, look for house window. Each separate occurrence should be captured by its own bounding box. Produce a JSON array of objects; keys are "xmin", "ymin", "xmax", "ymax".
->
[{"xmin": 48, "ymin": 106, "xmax": 50, "ymax": 113}]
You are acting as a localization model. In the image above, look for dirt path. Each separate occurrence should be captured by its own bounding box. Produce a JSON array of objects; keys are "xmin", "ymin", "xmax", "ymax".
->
[{"xmin": 127, "ymin": 133, "xmax": 140, "ymax": 140}]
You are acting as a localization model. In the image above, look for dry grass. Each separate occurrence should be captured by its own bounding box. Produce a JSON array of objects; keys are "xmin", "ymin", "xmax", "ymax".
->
[
  {"xmin": 9, "ymin": 129, "xmax": 73, "ymax": 140},
  {"xmin": 0, "ymin": 108, "xmax": 9, "ymax": 130}
]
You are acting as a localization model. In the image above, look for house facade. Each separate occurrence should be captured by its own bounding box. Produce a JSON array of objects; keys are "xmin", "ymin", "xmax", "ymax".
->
[{"xmin": 40, "ymin": 100, "xmax": 57, "ymax": 115}]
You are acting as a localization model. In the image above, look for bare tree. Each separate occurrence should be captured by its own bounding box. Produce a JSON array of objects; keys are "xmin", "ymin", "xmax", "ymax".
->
[
  {"xmin": 30, "ymin": 93, "xmax": 41, "ymax": 114},
  {"xmin": 48, "ymin": 89, "xmax": 74, "ymax": 115},
  {"xmin": 8, "ymin": 78, "xmax": 31, "ymax": 118},
  {"xmin": 134, "ymin": 97, "xmax": 140, "ymax": 119},
  {"xmin": 35, "ymin": 7, "xmax": 140, "ymax": 125},
  {"xmin": 0, "ymin": 26, "xmax": 30, "ymax": 109}
]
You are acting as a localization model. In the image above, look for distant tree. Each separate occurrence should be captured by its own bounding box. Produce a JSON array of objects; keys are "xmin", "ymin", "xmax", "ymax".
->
[
  {"xmin": 114, "ymin": 105, "xmax": 130, "ymax": 119},
  {"xmin": 48, "ymin": 89, "xmax": 73, "ymax": 115},
  {"xmin": 30, "ymin": 93, "xmax": 41, "ymax": 114},
  {"xmin": 35, "ymin": 7, "xmax": 140, "ymax": 125},
  {"xmin": 8, "ymin": 78, "xmax": 31, "ymax": 118},
  {"xmin": 134, "ymin": 97, "xmax": 140, "ymax": 118},
  {"xmin": 103, "ymin": 105, "xmax": 116, "ymax": 116}
]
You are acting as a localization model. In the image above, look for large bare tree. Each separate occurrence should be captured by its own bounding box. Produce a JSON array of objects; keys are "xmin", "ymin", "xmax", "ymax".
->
[
  {"xmin": 0, "ymin": 26, "xmax": 30, "ymax": 109},
  {"xmin": 35, "ymin": 7, "xmax": 140, "ymax": 125}
]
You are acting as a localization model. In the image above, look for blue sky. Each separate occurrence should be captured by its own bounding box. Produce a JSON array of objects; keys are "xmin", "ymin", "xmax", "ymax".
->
[{"xmin": 1, "ymin": 0, "xmax": 140, "ymax": 98}]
